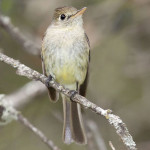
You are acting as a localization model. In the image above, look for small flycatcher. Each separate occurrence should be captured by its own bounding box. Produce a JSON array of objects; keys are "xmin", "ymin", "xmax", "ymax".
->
[{"xmin": 41, "ymin": 6, "xmax": 90, "ymax": 144}]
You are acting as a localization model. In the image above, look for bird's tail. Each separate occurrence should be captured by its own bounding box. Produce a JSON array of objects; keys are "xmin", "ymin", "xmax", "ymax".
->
[{"xmin": 62, "ymin": 95, "xmax": 87, "ymax": 144}]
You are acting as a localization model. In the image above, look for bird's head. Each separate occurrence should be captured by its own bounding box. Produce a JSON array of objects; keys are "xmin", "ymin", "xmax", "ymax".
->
[{"xmin": 51, "ymin": 6, "xmax": 87, "ymax": 28}]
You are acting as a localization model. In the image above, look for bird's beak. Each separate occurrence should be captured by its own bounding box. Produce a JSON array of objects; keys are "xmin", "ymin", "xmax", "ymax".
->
[{"xmin": 71, "ymin": 7, "xmax": 87, "ymax": 18}]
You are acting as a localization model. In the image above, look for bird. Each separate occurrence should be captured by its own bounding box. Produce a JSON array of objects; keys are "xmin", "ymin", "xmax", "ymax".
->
[{"xmin": 41, "ymin": 6, "xmax": 90, "ymax": 145}]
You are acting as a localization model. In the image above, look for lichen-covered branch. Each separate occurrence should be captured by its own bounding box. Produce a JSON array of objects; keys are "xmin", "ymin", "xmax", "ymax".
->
[
  {"xmin": 0, "ymin": 52, "xmax": 137, "ymax": 150},
  {"xmin": 0, "ymin": 15, "xmax": 40, "ymax": 55},
  {"xmin": 0, "ymin": 95, "xmax": 61, "ymax": 150}
]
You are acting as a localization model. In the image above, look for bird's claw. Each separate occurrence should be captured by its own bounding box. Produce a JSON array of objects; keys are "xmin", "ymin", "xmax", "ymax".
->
[
  {"xmin": 45, "ymin": 75, "xmax": 53, "ymax": 88},
  {"xmin": 69, "ymin": 90, "xmax": 78, "ymax": 100}
]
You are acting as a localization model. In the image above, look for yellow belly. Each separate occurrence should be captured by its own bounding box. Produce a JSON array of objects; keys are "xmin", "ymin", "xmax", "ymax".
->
[{"xmin": 56, "ymin": 65, "xmax": 76, "ymax": 84}]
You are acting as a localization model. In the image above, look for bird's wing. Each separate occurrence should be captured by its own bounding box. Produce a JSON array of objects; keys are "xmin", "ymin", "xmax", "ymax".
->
[
  {"xmin": 41, "ymin": 49, "xmax": 59, "ymax": 102},
  {"xmin": 79, "ymin": 33, "xmax": 90, "ymax": 96}
]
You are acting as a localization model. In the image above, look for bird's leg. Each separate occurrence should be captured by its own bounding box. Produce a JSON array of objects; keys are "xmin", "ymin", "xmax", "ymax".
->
[
  {"xmin": 69, "ymin": 82, "xmax": 79, "ymax": 101},
  {"xmin": 69, "ymin": 90, "xmax": 78, "ymax": 101},
  {"xmin": 45, "ymin": 75, "xmax": 53, "ymax": 88}
]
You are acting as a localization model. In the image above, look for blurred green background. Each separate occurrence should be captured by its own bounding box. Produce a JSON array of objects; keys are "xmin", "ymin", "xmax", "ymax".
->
[{"xmin": 0, "ymin": 0, "xmax": 150, "ymax": 149}]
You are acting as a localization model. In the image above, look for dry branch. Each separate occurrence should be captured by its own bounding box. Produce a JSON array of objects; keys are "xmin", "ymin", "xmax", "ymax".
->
[
  {"xmin": 0, "ymin": 14, "xmax": 46, "ymax": 107},
  {"xmin": 87, "ymin": 120, "xmax": 107, "ymax": 150},
  {"xmin": 0, "ymin": 52, "xmax": 137, "ymax": 150},
  {"xmin": 0, "ymin": 94, "xmax": 61, "ymax": 150},
  {"xmin": 0, "ymin": 15, "xmax": 40, "ymax": 55},
  {"xmin": 5, "ymin": 81, "xmax": 46, "ymax": 109},
  {"xmin": 109, "ymin": 141, "xmax": 116, "ymax": 150},
  {"xmin": 17, "ymin": 114, "xmax": 61, "ymax": 150}
]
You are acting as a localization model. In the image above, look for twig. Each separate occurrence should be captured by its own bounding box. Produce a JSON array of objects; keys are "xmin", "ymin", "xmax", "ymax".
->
[
  {"xmin": 86, "ymin": 128, "xmax": 96, "ymax": 150},
  {"xmin": 109, "ymin": 141, "xmax": 116, "ymax": 150},
  {"xmin": 0, "ymin": 52, "xmax": 137, "ymax": 150},
  {"xmin": 0, "ymin": 95, "xmax": 61, "ymax": 150},
  {"xmin": 0, "ymin": 15, "xmax": 40, "ymax": 55},
  {"xmin": 2, "ymin": 81, "xmax": 105, "ymax": 150},
  {"xmin": 87, "ymin": 120, "xmax": 107, "ymax": 150},
  {"xmin": 17, "ymin": 114, "xmax": 61, "ymax": 150},
  {"xmin": 4, "ymin": 81, "xmax": 46, "ymax": 109}
]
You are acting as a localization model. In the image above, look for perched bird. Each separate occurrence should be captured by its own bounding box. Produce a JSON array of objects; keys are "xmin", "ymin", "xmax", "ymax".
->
[{"xmin": 41, "ymin": 6, "xmax": 90, "ymax": 144}]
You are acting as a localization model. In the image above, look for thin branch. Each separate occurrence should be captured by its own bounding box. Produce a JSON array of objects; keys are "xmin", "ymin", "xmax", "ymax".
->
[
  {"xmin": 0, "ymin": 95, "xmax": 61, "ymax": 150},
  {"xmin": 86, "ymin": 128, "xmax": 97, "ymax": 150},
  {"xmin": 4, "ymin": 81, "xmax": 46, "ymax": 109},
  {"xmin": 87, "ymin": 120, "xmax": 107, "ymax": 150},
  {"xmin": 17, "ymin": 114, "xmax": 61, "ymax": 150},
  {"xmin": 0, "ymin": 52, "xmax": 137, "ymax": 150},
  {"xmin": 3, "ymin": 78, "xmax": 106, "ymax": 150},
  {"xmin": 0, "ymin": 15, "xmax": 40, "ymax": 55},
  {"xmin": 109, "ymin": 141, "xmax": 116, "ymax": 150}
]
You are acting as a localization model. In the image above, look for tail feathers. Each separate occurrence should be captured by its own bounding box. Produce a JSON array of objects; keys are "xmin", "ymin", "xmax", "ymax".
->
[
  {"xmin": 71, "ymin": 102, "xmax": 87, "ymax": 144},
  {"xmin": 62, "ymin": 96, "xmax": 87, "ymax": 145},
  {"xmin": 63, "ymin": 98, "xmax": 73, "ymax": 144},
  {"xmin": 47, "ymin": 87, "xmax": 59, "ymax": 102}
]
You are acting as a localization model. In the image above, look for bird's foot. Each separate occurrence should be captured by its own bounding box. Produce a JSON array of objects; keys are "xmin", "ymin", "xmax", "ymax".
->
[
  {"xmin": 69, "ymin": 90, "xmax": 78, "ymax": 100},
  {"xmin": 45, "ymin": 75, "xmax": 53, "ymax": 88}
]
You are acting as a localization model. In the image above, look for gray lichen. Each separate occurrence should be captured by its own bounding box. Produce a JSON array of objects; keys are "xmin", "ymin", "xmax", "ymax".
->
[{"xmin": 0, "ymin": 94, "xmax": 18, "ymax": 125}]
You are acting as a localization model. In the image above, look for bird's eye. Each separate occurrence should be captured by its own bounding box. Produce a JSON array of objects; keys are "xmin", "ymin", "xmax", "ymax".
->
[{"xmin": 60, "ymin": 14, "xmax": 66, "ymax": 20}]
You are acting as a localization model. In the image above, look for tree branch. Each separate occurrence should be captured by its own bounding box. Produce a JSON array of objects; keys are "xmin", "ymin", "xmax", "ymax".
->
[
  {"xmin": 17, "ymin": 113, "xmax": 61, "ymax": 150},
  {"xmin": 4, "ymin": 81, "xmax": 46, "ymax": 109},
  {"xmin": 87, "ymin": 120, "xmax": 107, "ymax": 150},
  {"xmin": 0, "ymin": 15, "xmax": 40, "ymax": 55},
  {"xmin": 0, "ymin": 52, "xmax": 137, "ymax": 150},
  {"xmin": 109, "ymin": 141, "xmax": 116, "ymax": 150},
  {"xmin": 0, "ymin": 94, "xmax": 61, "ymax": 150}
]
